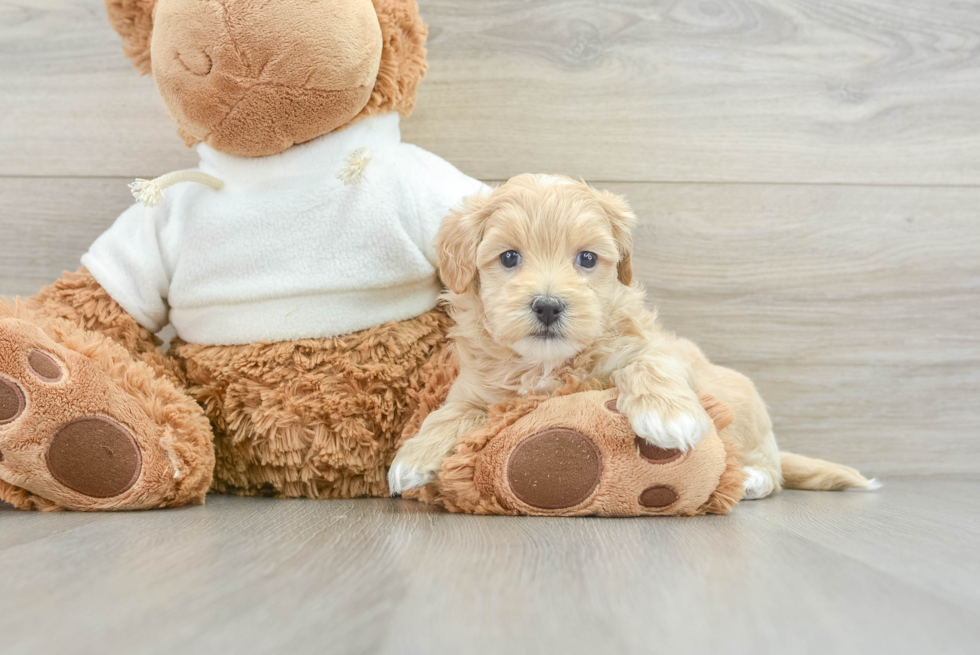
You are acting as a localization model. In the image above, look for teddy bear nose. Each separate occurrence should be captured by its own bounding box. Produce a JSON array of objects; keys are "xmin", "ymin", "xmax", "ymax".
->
[{"xmin": 531, "ymin": 296, "xmax": 566, "ymax": 327}]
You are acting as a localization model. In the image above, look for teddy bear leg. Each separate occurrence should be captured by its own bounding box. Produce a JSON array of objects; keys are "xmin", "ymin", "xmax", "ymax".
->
[
  {"xmin": 175, "ymin": 308, "xmax": 453, "ymax": 499},
  {"xmin": 0, "ymin": 271, "xmax": 214, "ymax": 510},
  {"xmin": 406, "ymin": 388, "xmax": 745, "ymax": 516}
]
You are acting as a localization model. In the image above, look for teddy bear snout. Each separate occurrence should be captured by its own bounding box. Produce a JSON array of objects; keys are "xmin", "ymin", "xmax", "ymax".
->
[{"xmin": 149, "ymin": 0, "xmax": 386, "ymax": 157}]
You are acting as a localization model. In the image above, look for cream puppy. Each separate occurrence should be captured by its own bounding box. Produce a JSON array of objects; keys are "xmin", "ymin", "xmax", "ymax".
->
[{"xmin": 388, "ymin": 174, "xmax": 872, "ymax": 499}]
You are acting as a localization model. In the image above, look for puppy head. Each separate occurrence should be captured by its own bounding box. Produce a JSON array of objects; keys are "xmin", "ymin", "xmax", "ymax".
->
[{"xmin": 436, "ymin": 174, "xmax": 636, "ymax": 364}]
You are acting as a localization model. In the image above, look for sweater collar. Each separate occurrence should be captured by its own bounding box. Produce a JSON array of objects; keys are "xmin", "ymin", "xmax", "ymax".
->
[{"xmin": 195, "ymin": 113, "xmax": 402, "ymax": 180}]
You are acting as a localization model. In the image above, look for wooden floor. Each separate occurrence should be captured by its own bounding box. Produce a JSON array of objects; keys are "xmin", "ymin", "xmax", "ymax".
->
[
  {"xmin": 2, "ymin": 1, "xmax": 980, "ymax": 652},
  {"xmin": 2, "ymin": 478, "xmax": 978, "ymax": 655}
]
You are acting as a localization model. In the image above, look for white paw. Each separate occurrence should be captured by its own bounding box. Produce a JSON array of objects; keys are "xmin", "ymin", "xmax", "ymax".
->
[
  {"xmin": 743, "ymin": 466, "xmax": 775, "ymax": 500},
  {"xmin": 387, "ymin": 458, "xmax": 436, "ymax": 496},
  {"xmin": 631, "ymin": 411, "xmax": 710, "ymax": 452}
]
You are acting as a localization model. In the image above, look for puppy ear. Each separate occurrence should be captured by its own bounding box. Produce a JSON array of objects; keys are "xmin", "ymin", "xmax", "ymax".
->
[
  {"xmin": 435, "ymin": 193, "xmax": 492, "ymax": 294},
  {"xmin": 105, "ymin": 0, "xmax": 158, "ymax": 75},
  {"xmin": 596, "ymin": 190, "xmax": 636, "ymax": 286}
]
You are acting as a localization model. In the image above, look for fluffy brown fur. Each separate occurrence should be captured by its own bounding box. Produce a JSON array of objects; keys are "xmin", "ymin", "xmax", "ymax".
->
[
  {"xmin": 28, "ymin": 268, "xmax": 184, "ymax": 386},
  {"xmin": 353, "ymin": 0, "xmax": 429, "ymax": 122},
  {"xmin": 175, "ymin": 308, "xmax": 452, "ymax": 499},
  {"xmin": 104, "ymin": 0, "xmax": 157, "ymax": 75},
  {"xmin": 0, "ymin": 277, "xmax": 452, "ymax": 509}
]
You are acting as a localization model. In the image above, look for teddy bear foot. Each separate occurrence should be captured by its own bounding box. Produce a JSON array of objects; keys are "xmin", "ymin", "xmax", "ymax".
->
[
  {"xmin": 493, "ymin": 392, "xmax": 735, "ymax": 516},
  {"xmin": 0, "ymin": 309, "xmax": 214, "ymax": 511},
  {"xmin": 409, "ymin": 389, "xmax": 747, "ymax": 517}
]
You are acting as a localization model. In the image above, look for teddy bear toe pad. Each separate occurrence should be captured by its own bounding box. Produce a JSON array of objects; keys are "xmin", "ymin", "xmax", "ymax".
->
[
  {"xmin": 0, "ymin": 377, "xmax": 26, "ymax": 425},
  {"xmin": 638, "ymin": 485, "xmax": 680, "ymax": 508}
]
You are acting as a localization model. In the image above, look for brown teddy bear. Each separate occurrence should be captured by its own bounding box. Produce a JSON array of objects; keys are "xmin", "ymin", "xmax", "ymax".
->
[{"xmin": 0, "ymin": 0, "xmax": 487, "ymax": 510}]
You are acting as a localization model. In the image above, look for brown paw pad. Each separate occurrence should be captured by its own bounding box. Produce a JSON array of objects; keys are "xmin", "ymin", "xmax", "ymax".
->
[
  {"xmin": 0, "ymin": 377, "xmax": 26, "ymax": 425},
  {"xmin": 634, "ymin": 436, "xmax": 683, "ymax": 464},
  {"xmin": 639, "ymin": 485, "xmax": 679, "ymax": 508},
  {"xmin": 507, "ymin": 428, "xmax": 602, "ymax": 510},
  {"xmin": 27, "ymin": 350, "xmax": 64, "ymax": 383},
  {"xmin": 46, "ymin": 417, "xmax": 142, "ymax": 498}
]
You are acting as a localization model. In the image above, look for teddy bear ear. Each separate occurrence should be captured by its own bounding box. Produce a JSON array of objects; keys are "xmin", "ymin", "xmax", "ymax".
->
[
  {"xmin": 105, "ymin": 0, "xmax": 158, "ymax": 75},
  {"xmin": 363, "ymin": 0, "xmax": 429, "ymax": 117}
]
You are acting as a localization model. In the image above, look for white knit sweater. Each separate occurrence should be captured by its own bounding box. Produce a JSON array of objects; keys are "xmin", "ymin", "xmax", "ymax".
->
[{"xmin": 82, "ymin": 114, "xmax": 486, "ymax": 345}]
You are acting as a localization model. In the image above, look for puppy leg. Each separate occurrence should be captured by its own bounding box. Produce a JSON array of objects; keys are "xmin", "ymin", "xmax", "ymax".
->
[
  {"xmin": 613, "ymin": 352, "xmax": 712, "ymax": 452},
  {"xmin": 388, "ymin": 401, "xmax": 488, "ymax": 495},
  {"xmin": 676, "ymin": 338, "xmax": 782, "ymax": 499},
  {"xmin": 743, "ymin": 464, "xmax": 777, "ymax": 499}
]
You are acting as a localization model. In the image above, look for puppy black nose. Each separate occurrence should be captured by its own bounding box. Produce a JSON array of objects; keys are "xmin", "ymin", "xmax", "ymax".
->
[{"xmin": 531, "ymin": 296, "xmax": 565, "ymax": 327}]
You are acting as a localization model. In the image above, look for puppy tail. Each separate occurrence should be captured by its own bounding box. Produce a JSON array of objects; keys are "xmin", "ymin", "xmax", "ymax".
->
[{"xmin": 779, "ymin": 452, "xmax": 880, "ymax": 491}]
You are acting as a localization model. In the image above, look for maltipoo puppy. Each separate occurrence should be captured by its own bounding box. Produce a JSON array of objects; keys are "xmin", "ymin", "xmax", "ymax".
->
[{"xmin": 388, "ymin": 174, "xmax": 875, "ymax": 498}]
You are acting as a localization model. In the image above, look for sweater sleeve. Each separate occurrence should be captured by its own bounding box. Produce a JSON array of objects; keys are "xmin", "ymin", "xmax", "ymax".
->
[
  {"xmin": 80, "ymin": 201, "xmax": 176, "ymax": 334},
  {"xmin": 399, "ymin": 145, "xmax": 489, "ymax": 267}
]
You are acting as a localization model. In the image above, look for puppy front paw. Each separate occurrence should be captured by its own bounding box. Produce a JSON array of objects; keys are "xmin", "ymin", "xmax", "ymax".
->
[
  {"xmin": 621, "ymin": 394, "xmax": 712, "ymax": 452},
  {"xmin": 387, "ymin": 441, "xmax": 443, "ymax": 496},
  {"xmin": 630, "ymin": 411, "xmax": 710, "ymax": 451},
  {"xmin": 742, "ymin": 466, "xmax": 776, "ymax": 500},
  {"xmin": 387, "ymin": 459, "xmax": 436, "ymax": 496}
]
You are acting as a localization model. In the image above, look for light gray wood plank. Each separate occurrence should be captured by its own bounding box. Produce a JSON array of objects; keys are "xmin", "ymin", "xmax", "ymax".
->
[
  {"xmin": 1, "ymin": 483, "xmax": 979, "ymax": 655},
  {"xmin": 609, "ymin": 181, "xmax": 980, "ymax": 475},
  {"xmin": 3, "ymin": 1, "xmax": 980, "ymax": 183},
  {"xmin": 0, "ymin": 510, "xmax": 109, "ymax": 550},
  {"xmin": 0, "ymin": 177, "xmax": 130, "ymax": 297},
  {"xmin": 2, "ymin": 177, "xmax": 976, "ymax": 474},
  {"xmin": 736, "ymin": 475, "xmax": 980, "ymax": 613}
]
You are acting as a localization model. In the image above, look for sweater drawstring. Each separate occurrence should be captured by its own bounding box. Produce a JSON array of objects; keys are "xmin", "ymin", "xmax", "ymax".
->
[{"xmin": 129, "ymin": 170, "xmax": 225, "ymax": 207}]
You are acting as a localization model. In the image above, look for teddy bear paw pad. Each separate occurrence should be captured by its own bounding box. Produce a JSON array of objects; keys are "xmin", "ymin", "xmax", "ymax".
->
[
  {"xmin": 506, "ymin": 428, "xmax": 602, "ymax": 510},
  {"xmin": 46, "ymin": 417, "xmax": 142, "ymax": 498}
]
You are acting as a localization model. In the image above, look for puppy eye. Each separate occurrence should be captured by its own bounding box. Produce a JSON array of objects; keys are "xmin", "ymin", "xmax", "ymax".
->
[
  {"xmin": 576, "ymin": 251, "xmax": 598, "ymax": 269},
  {"xmin": 500, "ymin": 250, "xmax": 521, "ymax": 268}
]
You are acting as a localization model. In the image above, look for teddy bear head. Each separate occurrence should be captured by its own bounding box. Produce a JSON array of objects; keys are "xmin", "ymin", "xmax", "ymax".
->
[{"xmin": 105, "ymin": 0, "xmax": 427, "ymax": 157}]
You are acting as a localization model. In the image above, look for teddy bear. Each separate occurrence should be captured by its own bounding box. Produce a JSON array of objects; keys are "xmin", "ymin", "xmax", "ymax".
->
[{"xmin": 0, "ymin": 0, "xmax": 488, "ymax": 511}]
